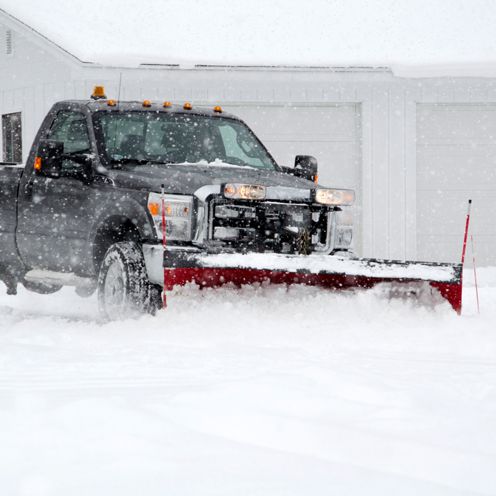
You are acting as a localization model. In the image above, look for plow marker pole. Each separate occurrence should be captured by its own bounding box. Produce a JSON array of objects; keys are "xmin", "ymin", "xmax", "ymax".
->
[
  {"xmin": 461, "ymin": 199, "xmax": 472, "ymax": 266},
  {"xmin": 459, "ymin": 199, "xmax": 472, "ymax": 315},
  {"xmin": 161, "ymin": 184, "xmax": 168, "ymax": 309}
]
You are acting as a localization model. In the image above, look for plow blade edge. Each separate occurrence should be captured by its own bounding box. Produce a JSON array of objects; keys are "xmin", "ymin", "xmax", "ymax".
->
[{"xmin": 163, "ymin": 252, "xmax": 463, "ymax": 313}]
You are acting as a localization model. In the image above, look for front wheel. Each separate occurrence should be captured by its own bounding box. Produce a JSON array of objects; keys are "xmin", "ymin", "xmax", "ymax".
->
[{"xmin": 97, "ymin": 241, "xmax": 162, "ymax": 320}]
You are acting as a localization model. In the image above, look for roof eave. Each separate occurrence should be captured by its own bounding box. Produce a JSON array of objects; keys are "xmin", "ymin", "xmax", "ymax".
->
[
  {"xmin": 0, "ymin": 8, "xmax": 393, "ymax": 75},
  {"xmin": 0, "ymin": 7, "xmax": 96, "ymax": 67}
]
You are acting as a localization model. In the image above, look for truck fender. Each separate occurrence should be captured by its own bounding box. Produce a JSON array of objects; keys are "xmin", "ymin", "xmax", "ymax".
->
[{"xmin": 88, "ymin": 194, "xmax": 155, "ymax": 274}]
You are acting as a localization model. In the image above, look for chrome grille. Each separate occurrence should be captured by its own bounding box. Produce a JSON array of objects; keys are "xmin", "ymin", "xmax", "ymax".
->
[{"xmin": 208, "ymin": 199, "xmax": 331, "ymax": 254}]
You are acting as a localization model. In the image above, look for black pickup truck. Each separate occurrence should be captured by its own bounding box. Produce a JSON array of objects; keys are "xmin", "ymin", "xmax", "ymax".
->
[{"xmin": 0, "ymin": 88, "xmax": 355, "ymax": 319}]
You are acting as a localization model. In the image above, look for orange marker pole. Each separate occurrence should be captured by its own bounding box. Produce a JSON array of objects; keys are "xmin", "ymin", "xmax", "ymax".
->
[{"xmin": 161, "ymin": 184, "xmax": 168, "ymax": 309}]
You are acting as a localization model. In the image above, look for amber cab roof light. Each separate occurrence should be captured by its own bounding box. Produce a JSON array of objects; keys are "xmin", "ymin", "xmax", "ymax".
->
[
  {"xmin": 183, "ymin": 102, "xmax": 192, "ymax": 110},
  {"xmin": 142, "ymin": 100, "xmax": 152, "ymax": 107},
  {"xmin": 107, "ymin": 99, "xmax": 117, "ymax": 107},
  {"xmin": 163, "ymin": 101, "xmax": 172, "ymax": 108},
  {"xmin": 213, "ymin": 105, "xmax": 223, "ymax": 113},
  {"xmin": 91, "ymin": 85, "xmax": 107, "ymax": 100}
]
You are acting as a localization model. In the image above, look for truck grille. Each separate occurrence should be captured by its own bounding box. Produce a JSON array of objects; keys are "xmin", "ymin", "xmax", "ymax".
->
[{"xmin": 208, "ymin": 200, "xmax": 331, "ymax": 254}]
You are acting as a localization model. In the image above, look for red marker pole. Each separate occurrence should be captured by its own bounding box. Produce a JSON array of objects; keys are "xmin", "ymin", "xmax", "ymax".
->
[
  {"xmin": 461, "ymin": 199, "xmax": 472, "ymax": 266},
  {"xmin": 161, "ymin": 184, "xmax": 168, "ymax": 309}
]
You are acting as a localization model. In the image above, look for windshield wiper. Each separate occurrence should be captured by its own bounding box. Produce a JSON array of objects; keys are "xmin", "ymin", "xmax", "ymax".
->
[{"xmin": 110, "ymin": 158, "xmax": 168, "ymax": 166}]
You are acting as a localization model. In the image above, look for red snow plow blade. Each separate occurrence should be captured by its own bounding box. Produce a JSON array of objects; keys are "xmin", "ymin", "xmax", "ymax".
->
[{"xmin": 163, "ymin": 252, "xmax": 463, "ymax": 313}]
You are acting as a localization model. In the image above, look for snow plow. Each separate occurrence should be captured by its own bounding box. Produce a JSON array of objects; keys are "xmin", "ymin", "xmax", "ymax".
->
[
  {"xmin": 156, "ymin": 198, "xmax": 471, "ymax": 315},
  {"xmin": 161, "ymin": 251, "xmax": 463, "ymax": 313}
]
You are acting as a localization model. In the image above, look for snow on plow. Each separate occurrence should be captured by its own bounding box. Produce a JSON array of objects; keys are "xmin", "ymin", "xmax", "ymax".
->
[{"xmin": 163, "ymin": 252, "xmax": 463, "ymax": 313}]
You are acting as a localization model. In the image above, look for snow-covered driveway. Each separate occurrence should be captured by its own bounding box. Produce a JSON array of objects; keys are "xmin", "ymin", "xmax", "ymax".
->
[{"xmin": 1, "ymin": 276, "xmax": 496, "ymax": 495}]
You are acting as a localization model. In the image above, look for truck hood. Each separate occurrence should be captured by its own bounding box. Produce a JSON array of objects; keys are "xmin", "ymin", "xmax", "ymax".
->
[{"xmin": 108, "ymin": 163, "xmax": 317, "ymax": 196}]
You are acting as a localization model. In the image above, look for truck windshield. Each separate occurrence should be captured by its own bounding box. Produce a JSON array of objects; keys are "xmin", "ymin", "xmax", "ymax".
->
[{"xmin": 93, "ymin": 111, "xmax": 277, "ymax": 170}]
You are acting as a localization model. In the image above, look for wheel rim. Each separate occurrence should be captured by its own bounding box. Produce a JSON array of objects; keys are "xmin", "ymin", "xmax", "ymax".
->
[{"xmin": 103, "ymin": 260, "xmax": 127, "ymax": 320}]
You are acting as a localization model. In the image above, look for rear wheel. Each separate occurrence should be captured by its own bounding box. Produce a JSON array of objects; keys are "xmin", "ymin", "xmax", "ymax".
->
[{"xmin": 97, "ymin": 241, "xmax": 162, "ymax": 320}]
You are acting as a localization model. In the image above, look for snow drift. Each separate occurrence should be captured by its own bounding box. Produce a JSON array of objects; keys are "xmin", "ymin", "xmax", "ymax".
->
[{"xmin": 1, "ymin": 271, "xmax": 496, "ymax": 495}]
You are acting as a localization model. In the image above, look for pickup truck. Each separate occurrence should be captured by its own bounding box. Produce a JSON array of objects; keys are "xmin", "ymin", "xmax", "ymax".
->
[{"xmin": 0, "ymin": 88, "xmax": 355, "ymax": 319}]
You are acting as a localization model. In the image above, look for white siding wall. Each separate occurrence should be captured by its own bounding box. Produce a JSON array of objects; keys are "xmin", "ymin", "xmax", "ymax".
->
[
  {"xmin": 0, "ymin": 22, "xmax": 74, "ymax": 164},
  {"xmin": 2, "ymin": 16, "xmax": 496, "ymax": 264}
]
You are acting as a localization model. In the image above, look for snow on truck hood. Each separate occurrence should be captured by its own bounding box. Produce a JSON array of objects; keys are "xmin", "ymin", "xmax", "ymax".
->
[{"xmin": 109, "ymin": 163, "xmax": 318, "ymax": 195}]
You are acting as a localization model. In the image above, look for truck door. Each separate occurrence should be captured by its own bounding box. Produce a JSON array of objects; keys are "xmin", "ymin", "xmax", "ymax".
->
[{"xmin": 17, "ymin": 108, "xmax": 98, "ymax": 273}]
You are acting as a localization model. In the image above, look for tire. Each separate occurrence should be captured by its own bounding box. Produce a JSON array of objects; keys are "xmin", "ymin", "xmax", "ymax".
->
[
  {"xmin": 22, "ymin": 279, "xmax": 63, "ymax": 295},
  {"xmin": 97, "ymin": 241, "xmax": 162, "ymax": 320}
]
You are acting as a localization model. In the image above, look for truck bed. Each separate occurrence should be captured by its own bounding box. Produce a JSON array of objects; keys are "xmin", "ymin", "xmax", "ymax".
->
[{"xmin": 0, "ymin": 164, "xmax": 23, "ymax": 264}]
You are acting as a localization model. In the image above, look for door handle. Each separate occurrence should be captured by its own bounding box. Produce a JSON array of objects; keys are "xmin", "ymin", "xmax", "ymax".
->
[{"xmin": 23, "ymin": 176, "xmax": 35, "ymax": 198}]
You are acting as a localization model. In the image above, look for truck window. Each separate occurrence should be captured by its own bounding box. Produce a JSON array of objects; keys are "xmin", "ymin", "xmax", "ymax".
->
[
  {"xmin": 48, "ymin": 110, "xmax": 91, "ymax": 172},
  {"xmin": 93, "ymin": 112, "xmax": 277, "ymax": 170},
  {"xmin": 218, "ymin": 124, "xmax": 266, "ymax": 168},
  {"xmin": 49, "ymin": 111, "xmax": 90, "ymax": 154},
  {"xmin": 2, "ymin": 112, "xmax": 22, "ymax": 163}
]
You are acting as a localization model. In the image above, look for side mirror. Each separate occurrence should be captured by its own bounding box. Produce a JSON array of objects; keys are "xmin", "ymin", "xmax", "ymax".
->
[
  {"xmin": 294, "ymin": 155, "xmax": 318, "ymax": 182},
  {"xmin": 35, "ymin": 139, "xmax": 64, "ymax": 178}
]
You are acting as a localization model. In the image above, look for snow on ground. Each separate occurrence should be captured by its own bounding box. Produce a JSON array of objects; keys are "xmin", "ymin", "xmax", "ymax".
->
[{"xmin": 1, "ymin": 271, "xmax": 496, "ymax": 495}]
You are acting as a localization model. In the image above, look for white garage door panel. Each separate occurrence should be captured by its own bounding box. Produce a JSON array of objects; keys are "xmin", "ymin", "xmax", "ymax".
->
[
  {"xmin": 417, "ymin": 147, "xmax": 496, "ymax": 190},
  {"xmin": 417, "ymin": 235, "xmax": 496, "ymax": 266},
  {"xmin": 418, "ymin": 106, "xmax": 496, "ymax": 142},
  {"xmin": 417, "ymin": 191, "xmax": 496, "ymax": 235},
  {"xmin": 417, "ymin": 104, "xmax": 496, "ymax": 265},
  {"xmin": 223, "ymin": 104, "xmax": 362, "ymax": 252}
]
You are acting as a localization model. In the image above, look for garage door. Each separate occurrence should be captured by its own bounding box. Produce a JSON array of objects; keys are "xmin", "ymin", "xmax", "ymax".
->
[
  {"xmin": 417, "ymin": 104, "xmax": 496, "ymax": 265},
  {"xmin": 223, "ymin": 104, "xmax": 362, "ymax": 252}
]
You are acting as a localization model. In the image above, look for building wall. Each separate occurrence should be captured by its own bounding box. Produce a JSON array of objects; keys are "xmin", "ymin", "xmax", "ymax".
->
[
  {"xmin": 2, "ymin": 17, "xmax": 496, "ymax": 264},
  {"xmin": 0, "ymin": 21, "xmax": 77, "ymax": 159}
]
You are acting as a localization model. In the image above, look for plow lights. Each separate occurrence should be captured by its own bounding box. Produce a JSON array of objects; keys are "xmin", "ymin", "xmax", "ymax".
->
[
  {"xmin": 224, "ymin": 183, "xmax": 266, "ymax": 200},
  {"xmin": 315, "ymin": 188, "xmax": 355, "ymax": 206}
]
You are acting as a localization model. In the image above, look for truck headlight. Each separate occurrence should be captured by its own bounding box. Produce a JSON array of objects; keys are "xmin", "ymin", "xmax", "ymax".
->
[
  {"xmin": 147, "ymin": 193, "xmax": 194, "ymax": 241},
  {"xmin": 224, "ymin": 183, "xmax": 266, "ymax": 200},
  {"xmin": 315, "ymin": 188, "xmax": 355, "ymax": 206}
]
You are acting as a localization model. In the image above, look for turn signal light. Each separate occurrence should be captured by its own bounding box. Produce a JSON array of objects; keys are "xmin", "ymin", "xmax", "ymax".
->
[
  {"xmin": 163, "ymin": 101, "xmax": 172, "ymax": 108},
  {"xmin": 34, "ymin": 157, "xmax": 42, "ymax": 172},
  {"xmin": 183, "ymin": 102, "xmax": 192, "ymax": 110},
  {"xmin": 148, "ymin": 202, "xmax": 160, "ymax": 216},
  {"xmin": 143, "ymin": 100, "xmax": 152, "ymax": 107},
  {"xmin": 91, "ymin": 85, "xmax": 107, "ymax": 100}
]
